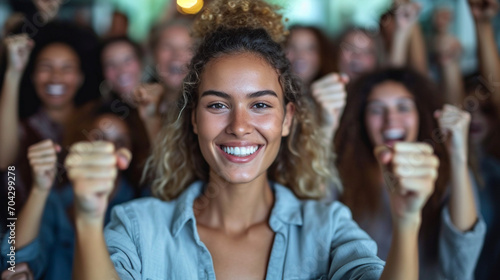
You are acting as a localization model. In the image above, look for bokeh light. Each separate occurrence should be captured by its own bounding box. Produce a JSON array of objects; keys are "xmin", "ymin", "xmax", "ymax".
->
[{"xmin": 177, "ymin": 0, "xmax": 204, "ymax": 14}]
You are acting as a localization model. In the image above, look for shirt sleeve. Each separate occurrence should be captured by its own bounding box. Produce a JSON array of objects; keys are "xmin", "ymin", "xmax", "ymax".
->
[
  {"xmin": 438, "ymin": 206, "xmax": 486, "ymax": 279},
  {"xmin": 104, "ymin": 204, "xmax": 143, "ymax": 280},
  {"xmin": 328, "ymin": 203, "xmax": 385, "ymax": 280},
  {"xmin": 1, "ymin": 197, "xmax": 56, "ymax": 279}
]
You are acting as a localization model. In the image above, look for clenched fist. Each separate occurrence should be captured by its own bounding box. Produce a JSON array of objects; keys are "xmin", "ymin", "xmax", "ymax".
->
[
  {"xmin": 311, "ymin": 73, "xmax": 349, "ymax": 140},
  {"xmin": 375, "ymin": 142, "xmax": 439, "ymax": 226},
  {"xmin": 3, "ymin": 33, "xmax": 34, "ymax": 73},
  {"xmin": 435, "ymin": 104, "xmax": 470, "ymax": 161},
  {"xmin": 65, "ymin": 141, "xmax": 131, "ymax": 220},
  {"xmin": 28, "ymin": 139, "xmax": 61, "ymax": 191}
]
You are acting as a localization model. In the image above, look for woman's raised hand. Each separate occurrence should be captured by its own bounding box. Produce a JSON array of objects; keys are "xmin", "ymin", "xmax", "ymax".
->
[
  {"xmin": 28, "ymin": 139, "xmax": 61, "ymax": 191},
  {"xmin": 374, "ymin": 142, "xmax": 439, "ymax": 227},
  {"xmin": 134, "ymin": 83, "xmax": 165, "ymax": 120},
  {"xmin": 311, "ymin": 73, "xmax": 349, "ymax": 141},
  {"xmin": 469, "ymin": 0, "xmax": 499, "ymax": 22},
  {"xmin": 4, "ymin": 33, "xmax": 34, "ymax": 74},
  {"xmin": 435, "ymin": 104, "xmax": 471, "ymax": 161},
  {"xmin": 65, "ymin": 141, "xmax": 131, "ymax": 221},
  {"xmin": 394, "ymin": 2, "xmax": 421, "ymax": 33}
]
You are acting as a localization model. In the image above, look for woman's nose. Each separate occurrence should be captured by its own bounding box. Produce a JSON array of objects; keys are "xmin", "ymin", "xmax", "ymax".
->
[{"xmin": 226, "ymin": 106, "xmax": 253, "ymax": 136}]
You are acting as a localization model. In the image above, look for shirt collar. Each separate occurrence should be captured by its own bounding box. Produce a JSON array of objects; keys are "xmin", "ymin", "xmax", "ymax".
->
[{"xmin": 170, "ymin": 180, "xmax": 304, "ymax": 237}]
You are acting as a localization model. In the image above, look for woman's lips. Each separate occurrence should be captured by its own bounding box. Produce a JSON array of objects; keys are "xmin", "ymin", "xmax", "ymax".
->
[{"xmin": 218, "ymin": 144, "xmax": 262, "ymax": 163}]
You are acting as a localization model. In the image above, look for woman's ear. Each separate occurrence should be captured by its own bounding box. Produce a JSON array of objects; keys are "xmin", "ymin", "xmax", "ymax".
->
[
  {"xmin": 281, "ymin": 102, "xmax": 295, "ymax": 137},
  {"xmin": 192, "ymin": 109, "xmax": 198, "ymax": 135}
]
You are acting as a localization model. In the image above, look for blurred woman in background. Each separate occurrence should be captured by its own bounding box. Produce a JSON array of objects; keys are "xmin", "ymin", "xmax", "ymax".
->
[
  {"xmin": 285, "ymin": 25, "xmax": 335, "ymax": 88},
  {"xmin": 335, "ymin": 67, "xmax": 486, "ymax": 279},
  {"xmin": 0, "ymin": 21, "xmax": 100, "ymax": 209}
]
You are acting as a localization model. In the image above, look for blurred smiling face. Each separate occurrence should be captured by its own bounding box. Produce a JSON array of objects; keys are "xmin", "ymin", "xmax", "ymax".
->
[
  {"xmin": 285, "ymin": 28, "xmax": 321, "ymax": 85},
  {"xmin": 33, "ymin": 43, "xmax": 83, "ymax": 109},
  {"xmin": 89, "ymin": 114, "xmax": 132, "ymax": 150},
  {"xmin": 102, "ymin": 41, "xmax": 142, "ymax": 102},
  {"xmin": 192, "ymin": 52, "xmax": 294, "ymax": 185},
  {"xmin": 338, "ymin": 31, "xmax": 377, "ymax": 80},
  {"xmin": 154, "ymin": 25, "xmax": 193, "ymax": 92},
  {"xmin": 364, "ymin": 81, "xmax": 419, "ymax": 148}
]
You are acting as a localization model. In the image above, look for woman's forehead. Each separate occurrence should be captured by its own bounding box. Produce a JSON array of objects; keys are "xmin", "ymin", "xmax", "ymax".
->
[{"xmin": 198, "ymin": 52, "xmax": 283, "ymax": 97}]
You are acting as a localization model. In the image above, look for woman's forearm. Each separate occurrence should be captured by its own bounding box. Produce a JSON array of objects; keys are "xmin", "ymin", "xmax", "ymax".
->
[
  {"xmin": 0, "ymin": 70, "xmax": 22, "ymax": 169},
  {"xmin": 448, "ymin": 156, "xmax": 478, "ymax": 231},
  {"xmin": 408, "ymin": 25, "xmax": 429, "ymax": 75},
  {"xmin": 73, "ymin": 217, "xmax": 119, "ymax": 280},
  {"xmin": 440, "ymin": 61, "xmax": 466, "ymax": 105},
  {"xmin": 16, "ymin": 186, "xmax": 50, "ymax": 248},
  {"xmin": 380, "ymin": 216, "xmax": 421, "ymax": 280},
  {"xmin": 475, "ymin": 21, "xmax": 500, "ymax": 107},
  {"xmin": 389, "ymin": 31, "xmax": 411, "ymax": 67}
]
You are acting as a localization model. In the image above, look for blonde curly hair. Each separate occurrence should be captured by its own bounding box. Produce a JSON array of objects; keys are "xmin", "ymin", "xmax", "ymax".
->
[{"xmin": 144, "ymin": 0, "xmax": 334, "ymax": 200}]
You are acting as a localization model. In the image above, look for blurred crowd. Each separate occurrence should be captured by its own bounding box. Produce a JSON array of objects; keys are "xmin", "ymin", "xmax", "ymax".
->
[{"xmin": 0, "ymin": 0, "xmax": 499, "ymax": 279}]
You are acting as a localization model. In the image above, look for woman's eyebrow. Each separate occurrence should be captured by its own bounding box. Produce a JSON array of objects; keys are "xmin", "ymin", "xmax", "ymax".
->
[
  {"xmin": 201, "ymin": 90, "xmax": 231, "ymax": 99},
  {"xmin": 201, "ymin": 90, "xmax": 278, "ymax": 99},
  {"xmin": 248, "ymin": 90, "xmax": 278, "ymax": 99}
]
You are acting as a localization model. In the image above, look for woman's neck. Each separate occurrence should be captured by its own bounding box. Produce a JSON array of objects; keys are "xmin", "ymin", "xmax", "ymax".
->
[
  {"xmin": 194, "ymin": 172, "xmax": 274, "ymax": 235},
  {"xmin": 43, "ymin": 103, "xmax": 75, "ymax": 126}
]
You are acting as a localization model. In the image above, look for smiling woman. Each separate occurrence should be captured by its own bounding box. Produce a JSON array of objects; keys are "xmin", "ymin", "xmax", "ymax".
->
[
  {"xmin": 335, "ymin": 67, "xmax": 486, "ymax": 279},
  {"xmin": 67, "ymin": 1, "xmax": 437, "ymax": 280}
]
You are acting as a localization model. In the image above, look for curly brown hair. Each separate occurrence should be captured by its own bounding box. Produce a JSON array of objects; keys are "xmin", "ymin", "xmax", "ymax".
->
[
  {"xmin": 143, "ymin": 0, "xmax": 334, "ymax": 201},
  {"xmin": 192, "ymin": 0, "xmax": 288, "ymax": 43}
]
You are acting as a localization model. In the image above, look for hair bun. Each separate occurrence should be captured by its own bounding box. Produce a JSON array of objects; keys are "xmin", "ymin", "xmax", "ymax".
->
[{"xmin": 193, "ymin": 0, "xmax": 288, "ymax": 43}]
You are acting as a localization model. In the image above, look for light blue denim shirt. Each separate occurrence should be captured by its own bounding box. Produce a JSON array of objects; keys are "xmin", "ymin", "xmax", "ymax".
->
[{"xmin": 105, "ymin": 181, "xmax": 385, "ymax": 279}]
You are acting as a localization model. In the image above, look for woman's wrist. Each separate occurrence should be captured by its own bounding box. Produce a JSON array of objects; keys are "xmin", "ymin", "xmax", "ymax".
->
[
  {"xmin": 75, "ymin": 212, "xmax": 105, "ymax": 231},
  {"xmin": 5, "ymin": 68, "xmax": 23, "ymax": 81},
  {"xmin": 30, "ymin": 184, "xmax": 51, "ymax": 196},
  {"xmin": 393, "ymin": 212, "xmax": 422, "ymax": 233}
]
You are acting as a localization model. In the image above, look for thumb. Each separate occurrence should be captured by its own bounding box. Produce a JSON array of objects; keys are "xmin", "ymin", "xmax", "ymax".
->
[
  {"xmin": 434, "ymin": 109, "xmax": 442, "ymax": 119},
  {"xmin": 116, "ymin": 148, "xmax": 132, "ymax": 170},
  {"xmin": 374, "ymin": 145, "xmax": 393, "ymax": 167},
  {"xmin": 340, "ymin": 73, "xmax": 350, "ymax": 85}
]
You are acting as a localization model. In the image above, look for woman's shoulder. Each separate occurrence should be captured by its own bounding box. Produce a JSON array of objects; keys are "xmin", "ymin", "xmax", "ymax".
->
[
  {"xmin": 112, "ymin": 196, "xmax": 182, "ymax": 218},
  {"xmin": 109, "ymin": 181, "xmax": 204, "ymax": 227},
  {"xmin": 272, "ymin": 182, "xmax": 354, "ymax": 228}
]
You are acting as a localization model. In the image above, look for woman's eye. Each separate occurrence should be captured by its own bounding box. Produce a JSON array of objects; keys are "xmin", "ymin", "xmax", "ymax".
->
[
  {"xmin": 367, "ymin": 106, "xmax": 384, "ymax": 115},
  {"xmin": 398, "ymin": 104, "xmax": 413, "ymax": 112},
  {"xmin": 253, "ymin": 102, "xmax": 270, "ymax": 109},
  {"xmin": 208, "ymin": 103, "xmax": 227, "ymax": 109}
]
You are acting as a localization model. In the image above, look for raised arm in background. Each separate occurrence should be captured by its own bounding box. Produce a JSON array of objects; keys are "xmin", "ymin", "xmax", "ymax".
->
[
  {"xmin": 0, "ymin": 34, "xmax": 33, "ymax": 169},
  {"xmin": 15, "ymin": 140, "xmax": 60, "ymax": 249},
  {"xmin": 433, "ymin": 8, "xmax": 466, "ymax": 105},
  {"xmin": 387, "ymin": 2, "xmax": 421, "ymax": 69},
  {"xmin": 469, "ymin": 0, "xmax": 500, "ymax": 107},
  {"xmin": 436, "ymin": 105, "xmax": 478, "ymax": 231},
  {"xmin": 377, "ymin": 142, "xmax": 438, "ymax": 280},
  {"xmin": 66, "ymin": 141, "xmax": 131, "ymax": 280},
  {"xmin": 134, "ymin": 83, "xmax": 165, "ymax": 147}
]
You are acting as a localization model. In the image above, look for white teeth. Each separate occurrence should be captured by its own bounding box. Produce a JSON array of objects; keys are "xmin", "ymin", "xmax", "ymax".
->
[
  {"xmin": 383, "ymin": 129, "xmax": 405, "ymax": 140},
  {"xmin": 46, "ymin": 84, "xmax": 65, "ymax": 96},
  {"xmin": 222, "ymin": 145, "xmax": 258, "ymax": 157}
]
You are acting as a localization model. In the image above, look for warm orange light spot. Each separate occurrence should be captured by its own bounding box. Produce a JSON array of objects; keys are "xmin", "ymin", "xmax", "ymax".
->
[
  {"xmin": 177, "ymin": 0, "xmax": 197, "ymax": 9},
  {"xmin": 179, "ymin": 0, "xmax": 204, "ymax": 14}
]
